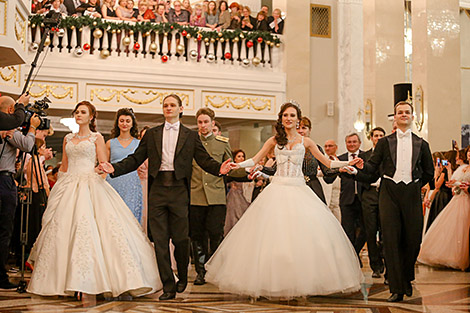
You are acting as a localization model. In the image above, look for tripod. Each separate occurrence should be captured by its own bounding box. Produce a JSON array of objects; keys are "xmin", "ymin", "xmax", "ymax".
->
[{"xmin": 16, "ymin": 146, "xmax": 48, "ymax": 293}]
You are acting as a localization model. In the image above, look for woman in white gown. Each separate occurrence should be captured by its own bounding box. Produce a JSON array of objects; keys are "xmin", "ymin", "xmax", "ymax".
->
[
  {"xmin": 206, "ymin": 102, "xmax": 364, "ymax": 299},
  {"xmin": 27, "ymin": 101, "xmax": 162, "ymax": 297}
]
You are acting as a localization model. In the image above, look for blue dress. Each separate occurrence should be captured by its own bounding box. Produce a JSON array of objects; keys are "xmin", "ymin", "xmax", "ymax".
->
[{"xmin": 106, "ymin": 138, "xmax": 143, "ymax": 223}]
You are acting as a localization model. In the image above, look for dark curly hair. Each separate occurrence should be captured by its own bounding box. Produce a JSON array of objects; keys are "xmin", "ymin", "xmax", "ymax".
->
[
  {"xmin": 110, "ymin": 108, "xmax": 139, "ymax": 139},
  {"xmin": 72, "ymin": 101, "xmax": 97, "ymax": 132},
  {"xmin": 275, "ymin": 102, "xmax": 302, "ymax": 147}
]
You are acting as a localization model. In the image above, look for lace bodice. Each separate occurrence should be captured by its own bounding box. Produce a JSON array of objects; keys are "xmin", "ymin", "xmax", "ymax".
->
[
  {"xmin": 65, "ymin": 133, "xmax": 98, "ymax": 175},
  {"xmin": 451, "ymin": 164, "xmax": 470, "ymax": 183},
  {"xmin": 274, "ymin": 139, "xmax": 305, "ymax": 178}
]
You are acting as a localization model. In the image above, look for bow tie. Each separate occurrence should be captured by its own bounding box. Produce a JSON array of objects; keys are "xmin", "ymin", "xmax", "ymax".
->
[
  {"xmin": 165, "ymin": 122, "xmax": 179, "ymax": 131},
  {"xmin": 397, "ymin": 130, "xmax": 411, "ymax": 139}
]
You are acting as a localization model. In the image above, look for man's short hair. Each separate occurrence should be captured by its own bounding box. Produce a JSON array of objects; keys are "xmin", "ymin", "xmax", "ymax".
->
[
  {"xmin": 370, "ymin": 126, "xmax": 386, "ymax": 137},
  {"xmin": 345, "ymin": 133, "xmax": 361, "ymax": 142},
  {"xmin": 214, "ymin": 120, "xmax": 222, "ymax": 131},
  {"xmin": 163, "ymin": 94, "xmax": 182, "ymax": 107},
  {"xmin": 196, "ymin": 107, "xmax": 215, "ymax": 120},
  {"xmin": 394, "ymin": 101, "xmax": 414, "ymax": 115}
]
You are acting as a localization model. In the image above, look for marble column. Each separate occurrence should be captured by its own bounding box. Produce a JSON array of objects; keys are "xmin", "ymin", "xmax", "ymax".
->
[
  {"xmin": 337, "ymin": 0, "xmax": 363, "ymax": 151},
  {"xmin": 412, "ymin": 0, "xmax": 461, "ymax": 150}
]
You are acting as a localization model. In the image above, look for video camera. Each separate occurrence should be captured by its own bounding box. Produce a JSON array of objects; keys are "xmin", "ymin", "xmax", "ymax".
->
[{"xmin": 21, "ymin": 97, "xmax": 51, "ymax": 134}]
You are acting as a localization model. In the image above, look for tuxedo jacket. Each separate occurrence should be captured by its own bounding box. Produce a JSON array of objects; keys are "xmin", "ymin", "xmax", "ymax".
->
[
  {"xmin": 356, "ymin": 148, "xmax": 381, "ymax": 190},
  {"xmin": 63, "ymin": 0, "xmax": 78, "ymax": 15},
  {"xmin": 112, "ymin": 124, "xmax": 221, "ymax": 190},
  {"xmin": 361, "ymin": 132, "xmax": 434, "ymax": 187},
  {"xmin": 337, "ymin": 151, "xmax": 363, "ymax": 206}
]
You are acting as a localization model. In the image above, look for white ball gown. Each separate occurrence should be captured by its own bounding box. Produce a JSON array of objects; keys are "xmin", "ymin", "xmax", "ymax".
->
[
  {"xmin": 27, "ymin": 133, "xmax": 162, "ymax": 297},
  {"xmin": 206, "ymin": 141, "xmax": 364, "ymax": 299}
]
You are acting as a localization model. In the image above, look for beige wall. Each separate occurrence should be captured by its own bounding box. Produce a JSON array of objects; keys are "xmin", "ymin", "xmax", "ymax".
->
[{"xmin": 461, "ymin": 11, "xmax": 470, "ymax": 126}]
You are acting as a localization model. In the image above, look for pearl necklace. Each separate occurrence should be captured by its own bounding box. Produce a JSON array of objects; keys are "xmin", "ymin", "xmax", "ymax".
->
[{"xmin": 75, "ymin": 133, "xmax": 91, "ymax": 139}]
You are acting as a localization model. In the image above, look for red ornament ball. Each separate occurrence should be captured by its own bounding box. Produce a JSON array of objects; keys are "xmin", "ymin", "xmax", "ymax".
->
[
  {"xmin": 83, "ymin": 43, "xmax": 91, "ymax": 51},
  {"xmin": 170, "ymin": 25, "xmax": 174, "ymax": 29},
  {"xmin": 182, "ymin": 30, "xmax": 188, "ymax": 37},
  {"xmin": 134, "ymin": 42, "xmax": 140, "ymax": 50},
  {"xmin": 224, "ymin": 52, "xmax": 232, "ymax": 59},
  {"xmin": 257, "ymin": 37, "xmax": 263, "ymax": 43},
  {"xmin": 246, "ymin": 40, "xmax": 254, "ymax": 48},
  {"xmin": 197, "ymin": 35, "xmax": 202, "ymax": 41},
  {"xmin": 161, "ymin": 55, "xmax": 168, "ymax": 62}
]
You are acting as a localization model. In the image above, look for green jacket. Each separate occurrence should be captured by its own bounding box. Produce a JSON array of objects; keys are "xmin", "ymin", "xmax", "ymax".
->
[{"xmin": 190, "ymin": 133, "xmax": 232, "ymax": 206}]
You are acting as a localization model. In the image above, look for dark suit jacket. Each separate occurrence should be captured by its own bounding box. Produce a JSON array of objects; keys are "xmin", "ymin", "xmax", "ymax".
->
[
  {"xmin": 112, "ymin": 124, "xmax": 221, "ymax": 191},
  {"xmin": 63, "ymin": 0, "xmax": 77, "ymax": 15},
  {"xmin": 255, "ymin": 19, "xmax": 269, "ymax": 31},
  {"xmin": 337, "ymin": 151, "xmax": 363, "ymax": 207},
  {"xmin": 361, "ymin": 132, "xmax": 434, "ymax": 187},
  {"xmin": 268, "ymin": 16, "xmax": 284, "ymax": 34},
  {"xmin": 355, "ymin": 148, "xmax": 381, "ymax": 189},
  {"xmin": 241, "ymin": 16, "xmax": 257, "ymax": 31}
]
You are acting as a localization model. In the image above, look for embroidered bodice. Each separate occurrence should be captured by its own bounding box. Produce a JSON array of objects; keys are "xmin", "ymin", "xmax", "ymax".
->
[
  {"xmin": 274, "ymin": 138, "xmax": 305, "ymax": 178},
  {"xmin": 65, "ymin": 132, "xmax": 98, "ymax": 175},
  {"xmin": 451, "ymin": 164, "xmax": 470, "ymax": 183}
]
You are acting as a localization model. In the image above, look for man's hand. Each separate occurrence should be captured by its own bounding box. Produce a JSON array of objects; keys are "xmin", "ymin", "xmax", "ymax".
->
[
  {"xmin": 30, "ymin": 114, "xmax": 41, "ymax": 130},
  {"xmin": 220, "ymin": 158, "xmax": 235, "ymax": 174},
  {"xmin": 349, "ymin": 157, "xmax": 363, "ymax": 169},
  {"xmin": 43, "ymin": 148, "xmax": 53, "ymax": 160},
  {"xmin": 17, "ymin": 93, "xmax": 30, "ymax": 106},
  {"xmin": 99, "ymin": 162, "xmax": 115, "ymax": 174},
  {"xmin": 1, "ymin": 130, "xmax": 15, "ymax": 139}
]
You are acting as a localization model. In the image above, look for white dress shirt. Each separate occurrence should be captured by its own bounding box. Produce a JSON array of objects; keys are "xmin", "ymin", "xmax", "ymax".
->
[
  {"xmin": 160, "ymin": 121, "xmax": 180, "ymax": 171},
  {"xmin": 348, "ymin": 151, "xmax": 359, "ymax": 194},
  {"xmin": 389, "ymin": 129, "xmax": 413, "ymax": 184}
]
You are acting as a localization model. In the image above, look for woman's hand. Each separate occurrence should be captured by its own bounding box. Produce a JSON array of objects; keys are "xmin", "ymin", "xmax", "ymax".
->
[{"xmin": 349, "ymin": 157, "xmax": 363, "ymax": 169}]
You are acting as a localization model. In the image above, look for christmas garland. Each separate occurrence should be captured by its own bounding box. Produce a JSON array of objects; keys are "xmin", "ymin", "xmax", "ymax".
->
[{"xmin": 29, "ymin": 14, "xmax": 282, "ymax": 47}]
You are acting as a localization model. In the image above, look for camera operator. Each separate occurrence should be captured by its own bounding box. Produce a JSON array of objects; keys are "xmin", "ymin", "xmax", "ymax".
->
[
  {"xmin": 0, "ymin": 96, "xmax": 40, "ymax": 289},
  {"xmin": 0, "ymin": 94, "xmax": 30, "ymax": 132}
]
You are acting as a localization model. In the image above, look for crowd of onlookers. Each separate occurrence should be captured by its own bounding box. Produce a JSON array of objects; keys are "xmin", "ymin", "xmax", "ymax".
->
[{"xmin": 32, "ymin": 0, "xmax": 285, "ymax": 34}]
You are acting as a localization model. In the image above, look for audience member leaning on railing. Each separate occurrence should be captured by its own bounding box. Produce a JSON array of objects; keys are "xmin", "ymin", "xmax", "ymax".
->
[{"xmin": 34, "ymin": 0, "xmax": 285, "ymax": 34}]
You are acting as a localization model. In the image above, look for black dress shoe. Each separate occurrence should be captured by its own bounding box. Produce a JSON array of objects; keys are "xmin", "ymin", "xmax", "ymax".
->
[
  {"xmin": 372, "ymin": 270, "xmax": 381, "ymax": 278},
  {"xmin": 0, "ymin": 280, "xmax": 18, "ymax": 289},
  {"xmin": 159, "ymin": 292, "xmax": 176, "ymax": 300},
  {"xmin": 405, "ymin": 282, "xmax": 413, "ymax": 297},
  {"xmin": 176, "ymin": 280, "xmax": 187, "ymax": 293},
  {"xmin": 193, "ymin": 273, "xmax": 206, "ymax": 285},
  {"xmin": 387, "ymin": 293, "xmax": 404, "ymax": 302}
]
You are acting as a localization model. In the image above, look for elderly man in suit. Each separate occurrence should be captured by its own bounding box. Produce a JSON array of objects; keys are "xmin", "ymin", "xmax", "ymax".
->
[
  {"xmin": 353, "ymin": 102, "xmax": 433, "ymax": 302},
  {"xmin": 101, "ymin": 95, "xmax": 233, "ymax": 300}
]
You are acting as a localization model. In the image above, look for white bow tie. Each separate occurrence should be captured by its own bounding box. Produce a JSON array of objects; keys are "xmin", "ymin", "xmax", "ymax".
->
[
  {"xmin": 165, "ymin": 122, "xmax": 178, "ymax": 131},
  {"xmin": 397, "ymin": 130, "xmax": 411, "ymax": 139}
]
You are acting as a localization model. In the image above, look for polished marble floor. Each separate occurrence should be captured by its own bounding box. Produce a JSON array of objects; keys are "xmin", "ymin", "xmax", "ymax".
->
[{"xmin": 1, "ymin": 256, "xmax": 469, "ymax": 313}]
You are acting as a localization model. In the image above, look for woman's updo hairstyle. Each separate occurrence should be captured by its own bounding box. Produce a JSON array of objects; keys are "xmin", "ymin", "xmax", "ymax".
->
[
  {"xmin": 275, "ymin": 101, "xmax": 302, "ymax": 148},
  {"xmin": 72, "ymin": 101, "xmax": 97, "ymax": 132}
]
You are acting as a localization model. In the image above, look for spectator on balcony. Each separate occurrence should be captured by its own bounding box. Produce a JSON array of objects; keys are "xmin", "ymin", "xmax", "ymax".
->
[
  {"xmin": 49, "ymin": 0, "xmax": 68, "ymax": 16},
  {"xmin": 254, "ymin": 11, "xmax": 269, "ymax": 31},
  {"xmin": 168, "ymin": 0, "xmax": 190, "ymax": 25},
  {"xmin": 261, "ymin": 4, "xmax": 269, "ymax": 17},
  {"xmin": 190, "ymin": 4, "xmax": 206, "ymax": 27},
  {"xmin": 76, "ymin": 0, "xmax": 102, "ymax": 17},
  {"xmin": 182, "ymin": 0, "xmax": 192, "ymax": 15},
  {"xmin": 202, "ymin": 0, "xmax": 209, "ymax": 14},
  {"xmin": 154, "ymin": 3, "xmax": 169, "ymax": 22},
  {"xmin": 241, "ymin": 6, "xmax": 255, "ymax": 31},
  {"xmin": 268, "ymin": 8, "xmax": 284, "ymax": 34},
  {"xmin": 116, "ymin": 0, "xmax": 137, "ymax": 20},
  {"xmin": 205, "ymin": 1, "xmax": 218, "ymax": 30},
  {"xmin": 228, "ymin": 2, "xmax": 241, "ymax": 29},
  {"xmin": 138, "ymin": 0, "xmax": 156, "ymax": 21},
  {"xmin": 102, "ymin": 0, "xmax": 119, "ymax": 19},
  {"xmin": 217, "ymin": 1, "xmax": 230, "ymax": 30},
  {"xmin": 62, "ymin": 0, "xmax": 86, "ymax": 16}
]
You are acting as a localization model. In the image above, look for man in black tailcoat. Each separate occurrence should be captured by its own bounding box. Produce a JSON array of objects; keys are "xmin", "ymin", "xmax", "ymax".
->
[{"xmin": 100, "ymin": 94, "xmax": 233, "ymax": 301}]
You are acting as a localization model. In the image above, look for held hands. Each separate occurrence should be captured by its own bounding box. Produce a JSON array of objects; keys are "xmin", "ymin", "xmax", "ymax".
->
[
  {"xmin": 220, "ymin": 158, "xmax": 236, "ymax": 174},
  {"xmin": 349, "ymin": 157, "xmax": 364, "ymax": 169},
  {"xmin": 98, "ymin": 162, "xmax": 115, "ymax": 174}
]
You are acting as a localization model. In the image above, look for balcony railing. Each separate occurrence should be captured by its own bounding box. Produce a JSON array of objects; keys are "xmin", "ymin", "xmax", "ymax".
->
[{"xmin": 28, "ymin": 15, "xmax": 283, "ymax": 69}]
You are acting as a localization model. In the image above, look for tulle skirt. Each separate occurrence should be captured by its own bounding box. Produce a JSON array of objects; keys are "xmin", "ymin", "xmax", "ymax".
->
[
  {"xmin": 206, "ymin": 176, "xmax": 364, "ymax": 299},
  {"xmin": 27, "ymin": 172, "xmax": 162, "ymax": 297},
  {"xmin": 418, "ymin": 194, "xmax": 470, "ymax": 271}
]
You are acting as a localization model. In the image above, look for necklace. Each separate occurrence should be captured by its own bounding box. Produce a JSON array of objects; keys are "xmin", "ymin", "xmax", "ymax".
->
[
  {"xmin": 118, "ymin": 137, "xmax": 133, "ymax": 141},
  {"xmin": 287, "ymin": 135, "xmax": 299, "ymax": 143},
  {"xmin": 75, "ymin": 133, "xmax": 91, "ymax": 139}
]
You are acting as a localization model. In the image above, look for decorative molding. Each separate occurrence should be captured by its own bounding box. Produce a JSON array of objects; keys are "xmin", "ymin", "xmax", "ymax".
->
[
  {"xmin": 87, "ymin": 84, "xmax": 194, "ymax": 111},
  {"xmin": 203, "ymin": 92, "xmax": 274, "ymax": 114},
  {"xmin": 15, "ymin": 7, "xmax": 27, "ymax": 50},
  {"xmin": 29, "ymin": 82, "xmax": 77, "ymax": 102},
  {"xmin": 0, "ymin": 66, "xmax": 17, "ymax": 82},
  {"xmin": 461, "ymin": 0, "xmax": 470, "ymax": 9},
  {"xmin": 0, "ymin": 0, "xmax": 7, "ymax": 36},
  {"xmin": 414, "ymin": 85, "xmax": 424, "ymax": 131}
]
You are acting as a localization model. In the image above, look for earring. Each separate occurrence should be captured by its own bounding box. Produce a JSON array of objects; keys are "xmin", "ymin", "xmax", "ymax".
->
[{"xmin": 296, "ymin": 121, "xmax": 300, "ymax": 128}]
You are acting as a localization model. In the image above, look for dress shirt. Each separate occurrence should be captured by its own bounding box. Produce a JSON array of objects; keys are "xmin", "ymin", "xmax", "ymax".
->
[
  {"xmin": 388, "ymin": 128, "xmax": 413, "ymax": 184},
  {"xmin": 160, "ymin": 121, "xmax": 180, "ymax": 171}
]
